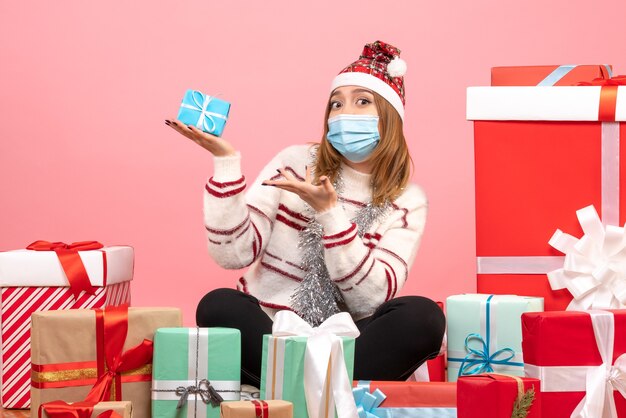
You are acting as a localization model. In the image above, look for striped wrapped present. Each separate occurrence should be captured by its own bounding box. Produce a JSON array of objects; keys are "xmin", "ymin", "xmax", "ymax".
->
[{"xmin": 0, "ymin": 241, "xmax": 134, "ymax": 408}]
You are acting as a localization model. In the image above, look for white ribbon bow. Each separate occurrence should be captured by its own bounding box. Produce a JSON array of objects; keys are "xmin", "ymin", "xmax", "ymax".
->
[
  {"xmin": 571, "ymin": 311, "xmax": 626, "ymax": 418},
  {"xmin": 273, "ymin": 310, "xmax": 360, "ymax": 418},
  {"xmin": 547, "ymin": 205, "xmax": 626, "ymax": 310}
]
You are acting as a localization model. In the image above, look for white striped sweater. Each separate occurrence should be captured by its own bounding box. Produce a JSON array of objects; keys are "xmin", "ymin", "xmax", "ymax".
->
[{"xmin": 204, "ymin": 144, "xmax": 428, "ymax": 320}]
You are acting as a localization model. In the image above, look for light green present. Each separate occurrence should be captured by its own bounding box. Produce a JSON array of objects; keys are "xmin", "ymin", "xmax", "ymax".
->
[
  {"xmin": 446, "ymin": 294, "xmax": 543, "ymax": 382},
  {"xmin": 152, "ymin": 327, "xmax": 241, "ymax": 418},
  {"xmin": 260, "ymin": 332, "xmax": 355, "ymax": 418}
]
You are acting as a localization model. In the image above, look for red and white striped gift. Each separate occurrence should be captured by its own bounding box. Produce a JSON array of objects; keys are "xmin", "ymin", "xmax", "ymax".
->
[{"xmin": 0, "ymin": 244, "xmax": 133, "ymax": 409}]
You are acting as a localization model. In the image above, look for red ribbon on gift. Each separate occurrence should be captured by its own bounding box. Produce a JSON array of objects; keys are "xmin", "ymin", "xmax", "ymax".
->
[
  {"xmin": 252, "ymin": 400, "xmax": 270, "ymax": 418},
  {"xmin": 39, "ymin": 400, "xmax": 123, "ymax": 418},
  {"xmin": 27, "ymin": 240, "xmax": 105, "ymax": 299},
  {"xmin": 577, "ymin": 75, "xmax": 626, "ymax": 121},
  {"xmin": 83, "ymin": 304, "xmax": 154, "ymax": 403},
  {"xmin": 30, "ymin": 306, "xmax": 153, "ymax": 393}
]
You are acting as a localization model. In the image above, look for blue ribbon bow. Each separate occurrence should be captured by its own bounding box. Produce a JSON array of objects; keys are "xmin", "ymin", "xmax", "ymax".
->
[
  {"xmin": 452, "ymin": 295, "xmax": 524, "ymax": 378},
  {"xmin": 353, "ymin": 387, "xmax": 386, "ymax": 418},
  {"xmin": 457, "ymin": 333, "xmax": 520, "ymax": 376}
]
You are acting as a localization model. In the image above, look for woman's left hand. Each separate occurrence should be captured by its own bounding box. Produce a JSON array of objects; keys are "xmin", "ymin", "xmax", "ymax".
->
[{"xmin": 262, "ymin": 166, "xmax": 338, "ymax": 213}]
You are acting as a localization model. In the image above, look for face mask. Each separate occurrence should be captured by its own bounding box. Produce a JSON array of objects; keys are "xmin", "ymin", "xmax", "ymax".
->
[{"xmin": 326, "ymin": 114, "xmax": 380, "ymax": 163}]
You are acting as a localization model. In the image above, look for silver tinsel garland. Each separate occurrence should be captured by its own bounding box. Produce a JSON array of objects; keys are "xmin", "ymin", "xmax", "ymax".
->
[{"xmin": 290, "ymin": 149, "xmax": 392, "ymax": 326}]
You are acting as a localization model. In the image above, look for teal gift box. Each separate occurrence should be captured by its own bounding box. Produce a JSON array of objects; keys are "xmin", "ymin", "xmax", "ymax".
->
[
  {"xmin": 260, "ymin": 335, "xmax": 355, "ymax": 418},
  {"xmin": 446, "ymin": 294, "xmax": 543, "ymax": 382},
  {"xmin": 177, "ymin": 89, "xmax": 230, "ymax": 136},
  {"xmin": 151, "ymin": 327, "xmax": 241, "ymax": 418}
]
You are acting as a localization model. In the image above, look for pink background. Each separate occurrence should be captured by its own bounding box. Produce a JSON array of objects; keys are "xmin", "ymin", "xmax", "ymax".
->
[{"xmin": 1, "ymin": 1, "xmax": 625, "ymax": 325}]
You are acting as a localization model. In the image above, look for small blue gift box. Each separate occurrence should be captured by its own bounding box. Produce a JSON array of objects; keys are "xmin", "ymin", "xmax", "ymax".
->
[{"xmin": 177, "ymin": 89, "xmax": 230, "ymax": 137}]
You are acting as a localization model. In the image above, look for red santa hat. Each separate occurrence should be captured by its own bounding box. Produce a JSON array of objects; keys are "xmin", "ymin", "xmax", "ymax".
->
[{"xmin": 330, "ymin": 40, "xmax": 407, "ymax": 120}]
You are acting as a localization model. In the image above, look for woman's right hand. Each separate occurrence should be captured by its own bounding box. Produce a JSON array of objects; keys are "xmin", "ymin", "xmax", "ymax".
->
[{"xmin": 165, "ymin": 119, "xmax": 237, "ymax": 157}]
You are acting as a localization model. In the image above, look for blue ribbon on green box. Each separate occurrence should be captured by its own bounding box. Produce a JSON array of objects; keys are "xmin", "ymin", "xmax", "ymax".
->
[
  {"xmin": 151, "ymin": 327, "xmax": 241, "ymax": 418},
  {"xmin": 446, "ymin": 294, "xmax": 543, "ymax": 382},
  {"xmin": 454, "ymin": 295, "xmax": 521, "ymax": 376},
  {"xmin": 177, "ymin": 90, "xmax": 230, "ymax": 137}
]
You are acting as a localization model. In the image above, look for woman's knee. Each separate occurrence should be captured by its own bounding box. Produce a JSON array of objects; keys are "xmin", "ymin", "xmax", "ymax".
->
[
  {"xmin": 196, "ymin": 288, "xmax": 253, "ymax": 326},
  {"xmin": 392, "ymin": 296, "xmax": 446, "ymax": 347}
]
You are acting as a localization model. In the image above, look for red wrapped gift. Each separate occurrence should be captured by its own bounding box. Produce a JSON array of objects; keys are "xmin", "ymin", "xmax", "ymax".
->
[
  {"xmin": 457, "ymin": 374, "xmax": 540, "ymax": 418},
  {"xmin": 353, "ymin": 381, "xmax": 456, "ymax": 411},
  {"xmin": 0, "ymin": 241, "xmax": 133, "ymax": 409},
  {"xmin": 467, "ymin": 75, "xmax": 626, "ymax": 310},
  {"xmin": 491, "ymin": 64, "xmax": 612, "ymax": 86},
  {"xmin": 522, "ymin": 310, "xmax": 626, "ymax": 417},
  {"xmin": 428, "ymin": 354, "xmax": 446, "ymax": 382}
]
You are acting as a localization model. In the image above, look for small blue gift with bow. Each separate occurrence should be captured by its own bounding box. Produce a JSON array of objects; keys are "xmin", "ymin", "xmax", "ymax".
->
[{"xmin": 177, "ymin": 89, "xmax": 231, "ymax": 137}]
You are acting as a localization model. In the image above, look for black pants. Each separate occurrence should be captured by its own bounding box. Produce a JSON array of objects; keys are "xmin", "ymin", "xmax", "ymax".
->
[{"xmin": 196, "ymin": 288, "xmax": 446, "ymax": 386}]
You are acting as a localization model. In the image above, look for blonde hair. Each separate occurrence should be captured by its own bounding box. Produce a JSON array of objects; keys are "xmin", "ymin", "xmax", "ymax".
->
[{"xmin": 313, "ymin": 91, "xmax": 413, "ymax": 205}]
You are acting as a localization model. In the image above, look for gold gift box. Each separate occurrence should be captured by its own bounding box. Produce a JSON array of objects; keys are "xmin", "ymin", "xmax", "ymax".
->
[
  {"xmin": 221, "ymin": 400, "xmax": 293, "ymax": 418},
  {"xmin": 30, "ymin": 308, "xmax": 182, "ymax": 418},
  {"xmin": 39, "ymin": 401, "xmax": 133, "ymax": 418}
]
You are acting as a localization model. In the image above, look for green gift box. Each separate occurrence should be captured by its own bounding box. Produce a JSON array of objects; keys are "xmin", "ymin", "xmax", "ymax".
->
[
  {"xmin": 446, "ymin": 294, "xmax": 543, "ymax": 382},
  {"xmin": 260, "ymin": 313, "xmax": 357, "ymax": 418},
  {"xmin": 151, "ymin": 327, "xmax": 241, "ymax": 418}
]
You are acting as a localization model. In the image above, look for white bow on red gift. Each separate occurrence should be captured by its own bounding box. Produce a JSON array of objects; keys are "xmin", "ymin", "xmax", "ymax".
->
[
  {"xmin": 272, "ymin": 310, "xmax": 360, "ymax": 418},
  {"xmin": 573, "ymin": 311, "xmax": 626, "ymax": 418},
  {"xmin": 548, "ymin": 205, "xmax": 626, "ymax": 310},
  {"xmin": 526, "ymin": 311, "xmax": 626, "ymax": 418}
]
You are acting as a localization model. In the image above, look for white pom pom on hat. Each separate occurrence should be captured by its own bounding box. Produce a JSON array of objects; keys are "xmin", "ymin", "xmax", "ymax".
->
[{"xmin": 387, "ymin": 57, "xmax": 407, "ymax": 78}]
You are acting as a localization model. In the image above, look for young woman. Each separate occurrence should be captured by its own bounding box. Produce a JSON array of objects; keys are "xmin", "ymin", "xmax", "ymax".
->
[{"xmin": 166, "ymin": 40, "xmax": 446, "ymax": 387}]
